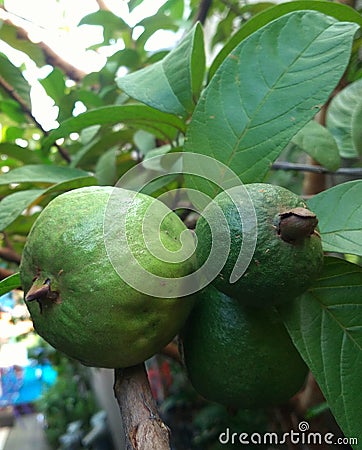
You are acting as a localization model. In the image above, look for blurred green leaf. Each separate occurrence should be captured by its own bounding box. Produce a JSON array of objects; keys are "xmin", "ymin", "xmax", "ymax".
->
[
  {"xmin": 279, "ymin": 257, "xmax": 362, "ymax": 445},
  {"xmin": 79, "ymin": 10, "xmax": 129, "ymax": 44},
  {"xmin": 0, "ymin": 189, "xmax": 45, "ymax": 231},
  {"xmin": 133, "ymin": 130, "xmax": 156, "ymax": 155},
  {"xmin": 351, "ymin": 101, "xmax": 362, "ymax": 156},
  {"xmin": 117, "ymin": 23, "xmax": 205, "ymax": 116},
  {"xmin": 0, "ymin": 273, "xmax": 21, "ymax": 296},
  {"xmin": 95, "ymin": 148, "xmax": 117, "ymax": 185},
  {"xmin": 292, "ymin": 121, "xmax": 340, "ymax": 171},
  {"xmin": 0, "ymin": 22, "xmax": 45, "ymax": 66},
  {"xmin": 135, "ymin": 14, "xmax": 178, "ymax": 49},
  {"xmin": 71, "ymin": 129, "xmax": 133, "ymax": 167},
  {"xmin": 43, "ymin": 105, "xmax": 186, "ymax": 150},
  {"xmin": 185, "ymin": 11, "xmax": 358, "ymax": 193},
  {"xmin": 0, "ymin": 175, "xmax": 97, "ymax": 230},
  {"xmin": 0, "ymin": 165, "xmax": 92, "ymax": 185},
  {"xmin": 307, "ymin": 180, "xmax": 362, "ymax": 256},
  {"xmin": 0, "ymin": 53, "xmax": 32, "ymax": 110},
  {"xmin": 209, "ymin": 0, "xmax": 362, "ymax": 80},
  {"xmin": 39, "ymin": 68, "xmax": 66, "ymax": 105},
  {"xmin": 326, "ymin": 78, "xmax": 362, "ymax": 159},
  {"xmin": 127, "ymin": 0, "xmax": 143, "ymax": 13},
  {"xmin": 0, "ymin": 143, "xmax": 42, "ymax": 164}
]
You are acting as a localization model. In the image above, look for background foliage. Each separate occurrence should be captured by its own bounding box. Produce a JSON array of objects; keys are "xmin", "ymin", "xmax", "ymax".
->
[{"xmin": 0, "ymin": 0, "xmax": 362, "ymax": 448}]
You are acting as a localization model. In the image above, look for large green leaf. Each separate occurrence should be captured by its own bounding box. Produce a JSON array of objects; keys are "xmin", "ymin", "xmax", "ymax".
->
[
  {"xmin": 307, "ymin": 180, "xmax": 362, "ymax": 256},
  {"xmin": 326, "ymin": 78, "xmax": 362, "ymax": 159},
  {"xmin": 292, "ymin": 120, "xmax": 340, "ymax": 171},
  {"xmin": 184, "ymin": 11, "xmax": 358, "ymax": 192},
  {"xmin": 279, "ymin": 257, "xmax": 362, "ymax": 447},
  {"xmin": 117, "ymin": 23, "xmax": 205, "ymax": 116},
  {"xmin": 0, "ymin": 273, "xmax": 21, "ymax": 296},
  {"xmin": 0, "ymin": 53, "xmax": 32, "ymax": 110},
  {"xmin": 209, "ymin": 0, "xmax": 362, "ymax": 80},
  {"xmin": 0, "ymin": 176, "xmax": 97, "ymax": 230},
  {"xmin": 43, "ymin": 105, "xmax": 186, "ymax": 150},
  {"xmin": 0, "ymin": 165, "xmax": 92, "ymax": 185}
]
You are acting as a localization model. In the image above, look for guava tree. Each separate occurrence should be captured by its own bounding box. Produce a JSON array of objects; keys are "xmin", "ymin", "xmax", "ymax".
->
[{"xmin": 0, "ymin": 1, "xmax": 362, "ymax": 449}]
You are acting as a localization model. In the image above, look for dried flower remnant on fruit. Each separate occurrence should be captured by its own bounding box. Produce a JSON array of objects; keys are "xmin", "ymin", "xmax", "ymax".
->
[
  {"xmin": 275, "ymin": 207, "xmax": 319, "ymax": 243},
  {"xmin": 25, "ymin": 277, "xmax": 61, "ymax": 313}
]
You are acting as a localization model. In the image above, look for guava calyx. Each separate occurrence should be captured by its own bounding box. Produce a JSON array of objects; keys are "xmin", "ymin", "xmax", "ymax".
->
[
  {"xmin": 25, "ymin": 276, "xmax": 61, "ymax": 313},
  {"xmin": 275, "ymin": 207, "xmax": 319, "ymax": 243}
]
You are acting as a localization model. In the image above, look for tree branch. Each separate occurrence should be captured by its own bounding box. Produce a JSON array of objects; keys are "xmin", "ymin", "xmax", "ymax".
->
[
  {"xmin": 0, "ymin": 244, "xmax": 21, "ymax": 265},
  {"xmin": 114, "ymin": 364, "xmax": 171, "ymax": 450},
  {"xmin": 194, "ymin": 0, "xmax": 213, "ymax": 25},
  {"xmin": 0, "ymin": 9, "xmax": 86, "ymax": 81},
  {"xmin": 272, "ymin": 161, "xmax": 362, "ymax": 176},
  {"xmin": 0, "ymin": 63, "xmax": 71, "ymax": 163},
  {"xmin": 0, "ymin": 267, "xmax": 14, "ymax": 281}
]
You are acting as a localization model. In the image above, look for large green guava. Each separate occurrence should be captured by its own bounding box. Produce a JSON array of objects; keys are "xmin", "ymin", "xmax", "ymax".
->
[
  {"xmin": 181, "ymin": 286, "xmax": 308, "ymax": 408},
  {"xmin": 20, "ymin": 186, "xmax": 196, "ymax": 368},
  {"xmin": 195, "ymin": 183, "xmax": 324, "ymax": 307}
]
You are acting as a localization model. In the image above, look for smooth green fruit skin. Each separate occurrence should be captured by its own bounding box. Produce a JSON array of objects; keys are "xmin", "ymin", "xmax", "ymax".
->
[
  {"xmin": 195, "ymin": 183, "xmax": 324, "ymax": 307},
  {"xmin": 181, "ymin": 286, "xmax": 308, "ymax": 409},
  {"xmin": 20, "ymin": 186, "xmax": 195, "ymax": 368}
]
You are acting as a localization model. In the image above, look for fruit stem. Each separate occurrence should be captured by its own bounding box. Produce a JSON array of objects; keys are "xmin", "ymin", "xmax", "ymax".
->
[{"xmin": 113, "ymin": 364, "xmax": 170, "ymax": 450}]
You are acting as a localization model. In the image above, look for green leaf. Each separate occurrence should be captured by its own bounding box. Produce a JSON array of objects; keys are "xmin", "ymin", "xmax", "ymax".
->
[
  {"xmin": 0, "ymin": 273, "xmax": 21, "ymax": 296},
  {"xmin": 0, "ymin": 54, "xmax": 32, "ymax": 110},
  {"xmin": 0, "ymin": 23, "xmax": 45, "ymax": 66},
  {"xmin": 279, "ymin": 257, "xmax": 362, "ymax": 445},
  {"xmin": 117, "ymin": 23, "xmax": 205, "ymax": 116},
  {"xmin": 0, "ymin": 165, "xmax": 92, "ymax": 186},
  {"xmin": 133, "ymin": 130, "xmax": 156, "ymax": 155},
  {"xmin": 292, "ymin": 121, "xmax": 340, "ymax": 171},
  {"xmin": 0, "ymin": 143, "xmax": 42, "ymax": 164},
  {"xmin": 43, "ymin": 105, "xmax": 186, "ymax": 150},
  {"xmin": 352, "ymin": 101, "xmax": 362, "ymax": 156},
  {"xmin": 127, "ymin": 0, "xmax": 143, "ymax": 12},
  {"xmin": 79, "ymin": 10, "xmax": 129, "ymax": 44},
  {"xmin": 71, "ymin": 129, "xmax": 133, "ymax": 167},
  {"xmin": 39, "ymin": 67, "xmax": 66, "ymax": 105},
  {"xmin": 185, "ymin": 11, "xmax": 358, "ymax": 192},
  {"xmin": 135, "ymin": 15, "xmax": 178, "ymax": 49},
  {"xmin": 0, "ymin": 176, "xmax": 97, "ymax": 230},
  {"xmin": 95, "ymin": 148, "xmax": 117, "ymax": 186},
  {"xmin": 326, "ymin": 78, "xmax": 362, "ymax": 159},
  {"xmin": 307, "ymin": 180, "xmax": 362, "ymax": 256},
  {"xmin": 0, "ymin": 189, "xmax": 45, "ymax": 231},
  {"xmin": 209, "ymin": 0, "xmax": 362, "ymax": 80}
]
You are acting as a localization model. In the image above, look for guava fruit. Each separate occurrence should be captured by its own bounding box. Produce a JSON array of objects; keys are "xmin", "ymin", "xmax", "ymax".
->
[
  {"xmin": 195, "ymin": 183, "xmax": 323, "ymax": 307},
  {"xmin": 181, "ymin": 286, "xmax": 308, "ymax": 408},
  {"xmin": 20, "ymin": 186, "xmax": 196, "ymax": 368}
]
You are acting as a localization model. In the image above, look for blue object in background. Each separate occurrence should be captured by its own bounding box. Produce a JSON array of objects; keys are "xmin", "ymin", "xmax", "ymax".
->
[
  {"xmin": 0, "ymin": 363, "xmax": 57, "ymax": 406},
  {"xmin": 0, "ymin": 292, "xmax": 15, "ymax": 312}
]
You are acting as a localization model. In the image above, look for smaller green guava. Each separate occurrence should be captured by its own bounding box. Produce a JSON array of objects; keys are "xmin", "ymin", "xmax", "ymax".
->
[{"xmin": 195, "ymin": 183, "xmax": 324, "ymax": 307}]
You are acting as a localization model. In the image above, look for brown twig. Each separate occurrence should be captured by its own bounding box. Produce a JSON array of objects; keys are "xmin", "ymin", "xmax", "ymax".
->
[
  {"xmin": 0, "ymin": 267, "xmax": 14, "ymax": 280},
  {"xmin": 194, "ymin": 0, "xmax": 213, "ymax": 25},
  {"xmin": 96, "ymin": 0, "xmax": 111, "ymax": 11},
  {"xmin": 0, "ymin": 246, "xmax": 21, "ymax": 265},
  {"xmin": 0, "ymin": 9, "xmax": 86, "ymax": 81},
  {"xmin": 0, "ymin": 61, "xmax": 71, "ymax": 163},
  {"xmin": 114, "ymin": 364, "xmax": 171, "ymax": 450}
]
